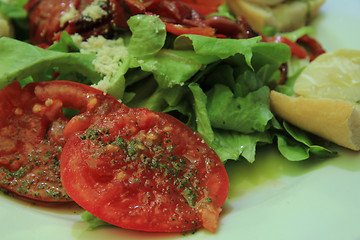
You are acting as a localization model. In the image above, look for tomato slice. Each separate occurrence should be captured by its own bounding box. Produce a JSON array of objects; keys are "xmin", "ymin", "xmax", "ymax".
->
[
  {"xmin": 61, "ymin": 107, "xmax": 229, "ymax": 232},
  {"xmin": 0, "ymin": 81, "xmax": 122, "ymax": 201}
]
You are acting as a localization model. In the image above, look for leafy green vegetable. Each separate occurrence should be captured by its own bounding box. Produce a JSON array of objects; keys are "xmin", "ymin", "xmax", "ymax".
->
[
  {"xmin": 0, "ymin": 0, "xmax": 27, "ymax": 18},
  {"xmin": 48, "ymin": 31, "xmax": 80, "ymax": 53},
  {"xmin": 207, "ymin": 85, "xmax": 272, "ymax": 133},
  {"xmin": 188, "ymin": 83, "xmax": 214, "ymax": 143},
  {"xmin": 81, "ymin": 211, "xmax": 111, "ymax": 230},
  {"xmin": 127, "ymin": 14, "xmax": 166, "ymax": 58},
  {"xmin": 0, "ymin": 37, "xmax": 100, "ymax": 88},
  {"xmin": 213, "ymin": 130, "xmax": 273, "ymax": 163},
  {"xmin": 174, "ymin": 35, "xmax": 261, "ymax": 67},
  {"xmin": 190, "ymin": 81, "xmax": 274, "ymax": 163}
]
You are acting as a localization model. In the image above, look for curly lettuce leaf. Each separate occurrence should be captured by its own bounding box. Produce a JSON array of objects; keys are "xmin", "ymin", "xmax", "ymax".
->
[
  {"xmin": 0, "ymin": 0, "xmax": 27, "ymax": 18},
  {"xmin": 207, "ymin": 84, "xmax": 272, "ymax": 133},
  {"xmin": 276, "ymin": 121, "xmax": 337, "ymax": 161},
  {"xmin": 137, "ymin": 49, "xmax": 218, "ymax": 88},
  {"xmin": 127, "ymin": 14, "xmax": 167, "ymax": 58},
  {"xmin": 174, "ymin": 34, "xmax": 261, "ymax": 67},
  {"xmin": 0, "ymin": 37, "xmax": 100, "ymax": 88},
  {"xmin": 189, "ymin": 83, "xmax": 273, "ymax": 163}
]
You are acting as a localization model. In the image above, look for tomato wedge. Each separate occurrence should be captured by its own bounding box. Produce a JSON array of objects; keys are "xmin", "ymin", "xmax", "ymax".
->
[
  {"xmin": 61, "ymin": 107, "xmax": 229, "ymax": 232},
  {"xmin": 0, "ymin": 81, "xmax": 122, "ymax": 201}
]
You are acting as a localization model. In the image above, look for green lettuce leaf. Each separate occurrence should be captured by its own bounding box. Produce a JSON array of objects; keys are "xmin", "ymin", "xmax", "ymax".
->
[
  {"xmin": 81, "ymin": 211, "xmax": 111, "ymax": 230},
  {"xmin": 127, "ymin": 14, "xmax": 166, "ymax": 57},
  {"xmin": 0, "ymin": 37, "xmax": 100, "ymax": 88},
  {"xmin": 0, "ymin": 0, "xmax": 27, "ymax": 18},
  {"xmin": 212, "ymin": 130, "xmax": 273, "ymax": 163},
  {"xmin": 174, "ymin": 34, "xmax": 261, "ymax": 67},
  {"xmin": 189, "ymin": 82, "xmax": 273, "ymax": 163},
  {"xmin": 137, "ymin": 49, "xmax": 218, "ymax": 88},
  {"xmin": 188, "ymin": 83, "xmax": 214, "ymax": 143},
  {"xmin": 274, "ymin": 121, "xmax": 337, "ymax": 161},
  {"xmin": 206, "ymin": 84, "xmax": 273, "ymax": 133}
]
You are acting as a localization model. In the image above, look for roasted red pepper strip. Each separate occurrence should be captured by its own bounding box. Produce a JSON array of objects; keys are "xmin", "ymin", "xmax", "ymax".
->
[
  {"xmin": 263, "ymin": 36, "xmax": 309, "ymax": 59},
  {"xmin": 296, "ymin": 35, "xmax": 326, "ymax": 61},
  {"xmin": 165, "ymin": 22, "xmax": 216, "ymax": 36},
  {"xmin": 263, "ymin": 35, "xmax": 325, "ymax": 61}
]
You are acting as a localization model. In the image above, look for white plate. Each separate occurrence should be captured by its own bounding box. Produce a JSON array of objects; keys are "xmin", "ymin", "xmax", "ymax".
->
[{"xmin": 2, "ymin": 0, "xmax": 360, "ymax": 239}]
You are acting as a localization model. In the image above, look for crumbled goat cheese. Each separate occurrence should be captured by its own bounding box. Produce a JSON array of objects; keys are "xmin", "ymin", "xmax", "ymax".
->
[
  {"xmin": 71, "ymin": 33, "xmax": 84, "ymax": 46},
  {"xmin": 81, "ymin": 0, "xmax": 108, "ymax": 21},
  {"xmin": 60, "ymin": 5, "xmax": 79, "ymax": 27},
  {"xmin": 77, "ymin": 35, "xmax": 129, "ymax": 93}
]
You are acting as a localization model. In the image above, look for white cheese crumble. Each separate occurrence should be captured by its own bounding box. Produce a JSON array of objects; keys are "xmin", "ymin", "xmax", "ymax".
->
[
  {"xmin": 74, "ymin": 35, "xmax": 129, "ymax": 93},
  {"xmin": 60, "ymin": 5, "xmax": 80, "ymax": 27},
  {"xmin": 70, "ymin": 33, "xmax": 84, "ymax": 46},
  {"xmin": 81, "ymin": 0, "xmax": 108, "ymax": 21}
]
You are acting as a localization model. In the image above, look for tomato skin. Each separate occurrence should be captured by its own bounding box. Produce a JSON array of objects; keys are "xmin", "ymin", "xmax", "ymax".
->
[
  {"xmin": 0, "ymin": 81, "xmax": 123, "ymax": 201},
  {"xmin": 0, "ymin": 82, "xmax": 69, "ymax": 201},
  {"xmin": 61, "ymin": 107, "xmax": 229, "ymax": 232}
]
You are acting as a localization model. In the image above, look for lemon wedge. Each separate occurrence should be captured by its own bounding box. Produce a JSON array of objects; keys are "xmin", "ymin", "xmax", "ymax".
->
[
  {"xmin": 270, "ymin": 49, "xmax": 360, "ymax": 151},
  {"xmin": 270, "ymin": 91, "xmax": 360, "ymax": 150},
  {"xmin": 294, "ymin": 49, "xmax": 360, "ymax": 102}
]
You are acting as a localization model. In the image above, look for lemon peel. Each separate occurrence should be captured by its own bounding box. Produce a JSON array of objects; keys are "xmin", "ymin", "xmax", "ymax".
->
[{"xmin": 270, "ymin": 49, "xmax": 360, "ymax": 151}]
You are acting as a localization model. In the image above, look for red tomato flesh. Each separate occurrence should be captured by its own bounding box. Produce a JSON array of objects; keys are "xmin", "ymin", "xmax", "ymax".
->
[
  {"xmin": 0, "ymin": 81, "xmax": 122, "ymax": 201},
  {"xmin": 61, "ymin": 107, "xmax": 229, "ymax": 232}
]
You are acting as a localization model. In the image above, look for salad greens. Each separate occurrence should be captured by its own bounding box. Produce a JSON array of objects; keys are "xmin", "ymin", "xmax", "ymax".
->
[{"xmin": 0, "ymin": 4, "xmax": 337, "ymax": 163}]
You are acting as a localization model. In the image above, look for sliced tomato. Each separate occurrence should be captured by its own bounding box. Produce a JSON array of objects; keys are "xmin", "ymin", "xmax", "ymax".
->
[
  {"xmin": 0, "ymin": 81, "xmax": 122, "ymax": 201},
  {"xmin": 61, "ymin": 107, "xmax": 229, "ymax": 232}
]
